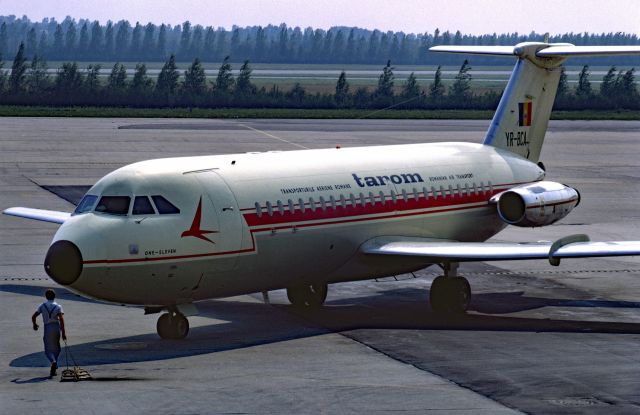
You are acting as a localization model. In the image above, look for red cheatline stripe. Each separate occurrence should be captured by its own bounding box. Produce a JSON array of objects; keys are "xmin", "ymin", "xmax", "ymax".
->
[
  {"xmin": 83, "ymin": 234, "xmax": 257, "ymax": 265},
  {"xmin": 252, "ymin": 202, "xmax": 487, "ymax": 233},
  {"xmin": 247, "ymin": 198, "xmax": 489, "ymax": 230},
  {"xmin": 243, "ymin": 185, "xmax": 515, "ymax": 228},
  {"xmin": 82, "ymin": 202, "xmax": 489, "ymax": 265},
  {"xmin": 239, "ymin": 181, "xmax": 526, "ymax": 212},
  {"xmin": 82, "ymin": 181, "xmax": 532, "ymax": 266}
]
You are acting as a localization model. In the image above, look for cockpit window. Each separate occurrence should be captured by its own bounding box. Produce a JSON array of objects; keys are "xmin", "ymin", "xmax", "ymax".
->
[
  {"xmin": 132, "ymin": 196, "xmax": 155, "ymax": 215},
  {"xmin": 151, "ymin": 195, "xmax": 180, "ymax": 214},
  {"xmin": 74, "ymin": 195, "xmax": 98, "ymax": 214},
  {"xmin": 95, "ymin": 196, "xmax": 131, "ymax": 215}
]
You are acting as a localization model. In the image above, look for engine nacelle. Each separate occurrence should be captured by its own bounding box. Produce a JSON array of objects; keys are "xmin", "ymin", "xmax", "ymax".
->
[{"xmin": 490, "ymin": 181, "xmax": 580, "ymax": 227}]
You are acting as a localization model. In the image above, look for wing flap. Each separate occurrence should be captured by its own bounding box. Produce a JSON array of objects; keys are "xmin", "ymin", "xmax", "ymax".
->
[
  {"xmin": 3, "ymin": 207, "xmax": 71, "ymax": 224},
  {"xmin": 362, "ymin": 236, "xmax": 640, "ymax": 263}
]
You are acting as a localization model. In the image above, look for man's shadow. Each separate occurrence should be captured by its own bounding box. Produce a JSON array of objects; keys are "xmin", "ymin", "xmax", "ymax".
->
[{"xmin": 11, "ymin": 376, "xmax": 51, "ymax": 384}]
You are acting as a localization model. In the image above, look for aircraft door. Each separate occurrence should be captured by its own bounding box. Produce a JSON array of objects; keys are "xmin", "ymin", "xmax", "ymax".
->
[{"xmin": 193, "ymin": 171, "xmax": 243, "ymax": 271}]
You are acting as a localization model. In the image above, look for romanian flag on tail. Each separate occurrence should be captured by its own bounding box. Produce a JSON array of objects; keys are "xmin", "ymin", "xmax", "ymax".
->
[{"xmin": 518, "ymin": 101, "xmax": 532, "ymax": 127}]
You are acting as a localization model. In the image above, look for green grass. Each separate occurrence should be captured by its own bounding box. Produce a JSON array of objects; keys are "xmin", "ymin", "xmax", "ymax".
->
[
  {"xmin": 0, "ymin": 106, "xmax": 491, "ymax": 119},
  {"xmin": 0, "ymin": 105, "xmax": 638, "ymax": 120}
]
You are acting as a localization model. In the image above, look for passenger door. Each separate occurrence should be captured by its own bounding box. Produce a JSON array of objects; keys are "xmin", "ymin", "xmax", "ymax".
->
[{"xmin": 193, "ymin": 170, "xmax": 243, "ymax": 272}]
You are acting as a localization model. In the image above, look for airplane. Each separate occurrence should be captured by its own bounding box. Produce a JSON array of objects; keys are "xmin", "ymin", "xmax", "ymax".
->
[{"xmin": 4, "ymin": 41, "xmax": 640, "ymax": 339}]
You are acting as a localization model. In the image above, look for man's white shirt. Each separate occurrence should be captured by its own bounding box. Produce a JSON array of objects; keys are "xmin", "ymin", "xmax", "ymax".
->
[{"xmin": 37, "ymin": 300, "xmax": 63, "ymax": 325}]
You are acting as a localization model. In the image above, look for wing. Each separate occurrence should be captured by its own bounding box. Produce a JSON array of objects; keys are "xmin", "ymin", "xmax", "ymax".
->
[
  {"xmin": 362, "ymin": 235, "xmax": 640, "ymax": 266},
  {"xmin": 3, "ymin": 207, "xmax": 71, "ymax": 224}
]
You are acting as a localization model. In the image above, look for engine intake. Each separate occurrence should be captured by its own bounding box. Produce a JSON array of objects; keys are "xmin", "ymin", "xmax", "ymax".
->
[{"xmin": 490, "ymin": 181, "xmax": 580, "ymax": 227}]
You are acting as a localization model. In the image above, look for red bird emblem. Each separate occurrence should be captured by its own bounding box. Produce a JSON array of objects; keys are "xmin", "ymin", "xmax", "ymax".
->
[{"xmin": 181, "ymin": 197, "xmax": 217, "ymax": 244}]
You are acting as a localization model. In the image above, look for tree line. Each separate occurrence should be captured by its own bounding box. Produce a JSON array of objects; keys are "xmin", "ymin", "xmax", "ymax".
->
[
  {"xmin": 1, "ymin": 42, "xmax": 637, "ymax": 111},
  {"xmin": 1, "ymin": 15, "xmax": 640, "ymax": 66}
]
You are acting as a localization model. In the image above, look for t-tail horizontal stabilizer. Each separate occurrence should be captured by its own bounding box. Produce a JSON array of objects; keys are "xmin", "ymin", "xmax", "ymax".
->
[{"xmin": 430, "ymin": 42, "xmax": 640, "ymax": 163}]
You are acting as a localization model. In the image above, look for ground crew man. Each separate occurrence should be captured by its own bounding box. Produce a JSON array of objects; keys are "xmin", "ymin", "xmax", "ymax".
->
[{"xmin": 31, "ymin": 289, "xmax": 67, "ymax": 377}]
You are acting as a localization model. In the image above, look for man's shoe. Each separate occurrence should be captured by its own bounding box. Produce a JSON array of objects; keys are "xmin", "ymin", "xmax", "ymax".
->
[{"xmin": 50, "ymin": 362, "xmax": 57, "ymax": 377}]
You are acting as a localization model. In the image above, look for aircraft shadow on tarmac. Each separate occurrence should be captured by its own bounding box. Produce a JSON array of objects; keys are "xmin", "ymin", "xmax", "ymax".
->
[
  {"xmin": 0, "ymin": 284, "xmax": 101, "ymax": 304},
  {"xmin": 8, "ymin": 284, "xmax": 640, "ymax": 368}
]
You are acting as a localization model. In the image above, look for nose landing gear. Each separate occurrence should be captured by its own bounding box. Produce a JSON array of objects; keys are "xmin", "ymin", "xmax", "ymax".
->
[
  {"xmin": 156, "ymin": 311, "xmax": 190, "ymax": 339},
  {"xmin": 286, "ymin": 283, "xmax": 328, "ymax": 308},
  {"xmin": 429, "ymin": 263, "xmax": 471, "ymax": 314}
]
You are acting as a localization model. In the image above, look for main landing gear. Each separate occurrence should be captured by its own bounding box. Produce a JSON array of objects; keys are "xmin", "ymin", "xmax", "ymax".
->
[
  {"xmin": 286, "ymin": 283, "xmax": 328, "ymax": 308},
  {"xmin": 429, "ymin": 263, "xmax": 471, "ymax": 314},
  {"xmin": 156, "ymin": 310, "xmax": 190, "ymax": 339}
]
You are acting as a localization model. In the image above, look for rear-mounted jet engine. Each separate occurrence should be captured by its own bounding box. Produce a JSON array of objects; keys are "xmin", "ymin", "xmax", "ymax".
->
[{"xmin": 490, "ymin": 181, "xmax": 580, "ymax": 227}]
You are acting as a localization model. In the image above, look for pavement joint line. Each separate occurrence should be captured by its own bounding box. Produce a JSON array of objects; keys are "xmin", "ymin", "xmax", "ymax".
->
[
  {"xmin": 1, "ymin": 277, "xmax": 49, "ymax": 281},
  {"xmin": 373, "ymin": 269, "xmax": 640, "ymax": 282},
  {"xmin": 235, "ymin": 122, "xmax": 309, "ymax": 149},
  {"xmin": 339, "ymin": 331, "xmax": 515, "ymax": 412}
]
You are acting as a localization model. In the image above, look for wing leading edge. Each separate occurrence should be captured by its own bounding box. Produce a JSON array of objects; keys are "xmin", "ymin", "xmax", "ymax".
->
[
  {"xmin": 362, "ymin": 235, "xmax": 640, "ymax": 265},
  {"xmin": 3, "ymin": 207, "xmax": 70, "ymax": 224}
]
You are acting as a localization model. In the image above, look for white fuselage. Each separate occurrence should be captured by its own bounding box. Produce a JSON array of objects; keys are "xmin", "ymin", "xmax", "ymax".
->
[{"xmin": 52, "ymin": 141, "xmax": 544, "ymax": 306}]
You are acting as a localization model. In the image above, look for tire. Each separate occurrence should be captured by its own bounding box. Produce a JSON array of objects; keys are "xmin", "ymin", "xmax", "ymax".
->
[
  {"xmin": 157, "ymin": 313, "xmax": 173, "ymax": 339},
  {"xmin": 172, "ymin": 314, "xmax": 190, "ymax": 339},
  {"xmin": 157, "ymin": 312, "xmax": 190, "ymax": 339},
  {"xmin": 287, "ymin": 286, "xmax": 307, "ymax": 307},
  {"xmin": 429, "ymin": 276, "xmax": 471, "ymax": 314},
  {"xmin": 287, "ymin": 283, "xmax": 328, "ymax": 308},
  {"xmin": 429, "ymin": 276, "xmax": 448, "ymax": 313},
  {"xmin": 449, "ymin": 277, "xmax": 471, "ymax": 314}
]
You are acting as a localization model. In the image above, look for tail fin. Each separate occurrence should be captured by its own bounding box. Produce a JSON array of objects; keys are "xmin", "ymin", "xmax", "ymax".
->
[{"xmin": 430, "ymin": 43, "xmax": 640, "ymax": 162}]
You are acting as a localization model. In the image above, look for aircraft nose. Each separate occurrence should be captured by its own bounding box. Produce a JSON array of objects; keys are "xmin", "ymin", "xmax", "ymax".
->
[{"xmin": 44, "ymin": 240, "xmax": 83, "ymax": 285}]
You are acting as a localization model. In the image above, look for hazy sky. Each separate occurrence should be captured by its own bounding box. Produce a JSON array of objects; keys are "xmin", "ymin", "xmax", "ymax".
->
[{"xmin": 1, "ymin": 0, "xmax": 639, "ymax": 35}]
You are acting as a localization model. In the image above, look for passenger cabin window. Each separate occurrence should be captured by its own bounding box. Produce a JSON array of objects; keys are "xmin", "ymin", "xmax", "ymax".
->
[
  {"xmin": 74, "ymin": 195, "xmax": 98, "ymax": 214},
  {"xmin": 95, "ymin": 196, "xmax": 130, "ymax": 215},
  {"xmin": 255, "ymin": 202, "xmax": 262, "ymax": 217},
  {"xmin": 132, "ymin": 196, "xmax": 155, "ymax": 215},
  {"xmin": 151, "ymin": 195, "xmax": 180, "ymax": 214}
]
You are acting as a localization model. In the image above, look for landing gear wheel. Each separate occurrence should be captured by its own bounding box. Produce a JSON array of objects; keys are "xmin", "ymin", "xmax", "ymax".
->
[
  {"xmin": 429, "ymin": 276, "xmax": 471, "ymax": 314},
  {"xmin": 157, "ymin": 313, "xmax": 173, "ymax": 339},
  {"xmin": 156, "ymin": 312, "xmax": 190, "ymax": 339},
  {"xmin": 287, "ymin": 283, "xmax": 328, "ymax": 308},
  {"xmin": 429, "ymin": 276, "xmax": 448, "ymax": 313},
  {"xmin": 172, "ymin": 313, "xmax": 190, "ymax": 339}
]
